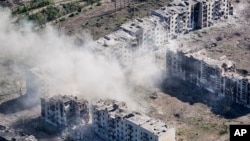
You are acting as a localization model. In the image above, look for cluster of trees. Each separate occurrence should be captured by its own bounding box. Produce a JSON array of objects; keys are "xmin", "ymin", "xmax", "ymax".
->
[
  {"xmin": 28, "ymin": 2, "xmax": 82, "ymax": 25},
  {"xmin": 28, "ymin": 6, "xmax": 60, "ymax": 25},
  {"xmin": 15, "ymin": 0, "xmax": 105, "ymax": 26},
  {"xmin": 62, "ymin": 2, "xmax": 82, "ymax": 13},
  {"xmin": 13, "ymin": 0, "xmax": 53, "ymax": 14}
]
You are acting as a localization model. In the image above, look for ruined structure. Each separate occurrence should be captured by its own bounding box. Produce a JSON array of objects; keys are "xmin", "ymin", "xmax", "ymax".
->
[
  {"xmin": 96, "ymin": 16, "xmax": 167, "ymax": 67},
  {"xmin": 95, "ymin": 0, "xmax": 250, "ymax": 110},
  {"xmin": 97, "ymin": 0, "xmax": 233, "ymax": 68},
  {"xmin": 95, "ymin": 0, "xmax": 249, "ymax": 109},
  {"xmin": 0, "ymin": 125, "xmax": 37, "ymax": 141},
  {"xmin": 152, "ymin": 0, "xmax": 233, "ymax": 39},
  {"xmin": 41, "ymin": 95, "xmax": 89, "ymax": 127},
  {"xmin": 167, "ymin": 45, "xmax": 250, "ymax": 108},
  {"xmin": 95, "ymin": 0, "xmax": 250, "ymax": 109},
  {"xmin": 92, "ymin": 100, "xmax": 175, "ymax": 141}
]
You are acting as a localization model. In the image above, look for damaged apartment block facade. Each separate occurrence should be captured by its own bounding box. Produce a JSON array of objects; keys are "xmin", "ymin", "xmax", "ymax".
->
[
  {"xmin": 167, "ymin": 47, "xmax": 250, "ymax": 108},
  {"xmin": 96, "ymin": 0, "xmax": 233, "ymax": 67},
  {"xmin": 96, "ymin": 0, "xmax": 249, "ymax": 109},
  {"xmin": 152, "ymin": 0, "xmax": 233, "ymax": 39},
  {"xmin": 39, "ymin": 96, "xmax": 175, "ymax": 141},
  {"xmin": 92, "ymin": 100, "xmax": 175, "ymax": 141},
  {"xmin": 41, "ymin": 95, "xmax": 89, "ymax": 127}
]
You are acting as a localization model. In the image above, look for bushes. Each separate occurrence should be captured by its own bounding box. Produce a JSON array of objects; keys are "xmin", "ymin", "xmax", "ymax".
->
[
  {"xmin": 28, "ymin": 2, "xmax": 82, "ymax": 25},
  {"xmin": 30, "ymin": 0, "xmax": 53, "ymax": 9},
  {"xmin": 44, "ymin": 6, "xmax": 60, "ymax": 21},
  {"xmin": 29, "ymin": 6, "xmax": 60, "ymax": 25},
  {"xmin": 69, "ymin": 13, "xmax": 75, "ymax": 17},
  {"xmin": 29, "ymin": 12, "xmax": 46, "ymax": 25},
  {"xmin": 13, "ymin": 0, "xmax": 53, "ymax": 14},
  {"xmin": 62, "ymin": 3, "xmax": 82, "ymax": 13},
  {"xmin": 96, "ymin": 2, "xmax": 101, "ymax": 6},
  {"xmin": 25, "ymin": 1, "xmax": 84, "ymax": 25},
  {"xmin": 14, "ymin": 6, "xmax": 29, "ymax": 14}
]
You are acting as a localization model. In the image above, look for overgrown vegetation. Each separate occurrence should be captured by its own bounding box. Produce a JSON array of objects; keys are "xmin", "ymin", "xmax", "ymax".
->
[
  {"xmin": 62, "ymin": 2, "xmax": 82, "ymax": 13},
  {"xmin": 13, "ymin": 0, "xmax": 54, "ymax": 14},
  {"xmin": 79, "ymin": 0, "xmax": 170, "ymax": 39},
  {"xmin": 28, "ymin": 2, "xmax": 84, "ymax": 25},
  {"xmin": 87, "ymin": 0, "xmax": 100, "ymax": 5},
  {"xmin": 29, "ymin": 6, "xmax": 60, "ymax": 25}
]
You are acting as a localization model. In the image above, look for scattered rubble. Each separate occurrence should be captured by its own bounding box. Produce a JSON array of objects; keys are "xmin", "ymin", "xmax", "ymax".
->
[
  {"xmin": 0, "ymin": 125, "xmax": 37, "ymax": 141},
  {"xmin": 92, "ymin": 99, "xmax": 175, "ymax": 141}
]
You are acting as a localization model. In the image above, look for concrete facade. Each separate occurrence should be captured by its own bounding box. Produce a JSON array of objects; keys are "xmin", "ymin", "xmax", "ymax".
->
[
  {"xmin": 92, "ymin": 100, "xmax": 175, "ymax": 141},
  {"xmin": 152, "ymin": 0, "xmax": 233, "ymax": 39},
  {"xmin": 166, "ymin": 46, "xmax": 250, "ymax": 108},
  {"xmin": 41, "ymin": 95, "xmax": 89, "ymax": 128},
  {"xmin": 96, "ymin": 16, "xmax": 167, "ymax": 66},
  {"xmin": 96, "ymin": 0, "xmax": 233, "ymax": 67}
]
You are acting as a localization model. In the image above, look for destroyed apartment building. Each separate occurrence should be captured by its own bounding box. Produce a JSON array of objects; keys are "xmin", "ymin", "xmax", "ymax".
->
[
  {"xmin": 166, "ymin": 39, "xmax": 250, "ymax": 108},
  {"xmin": 41, "ymin": 95, "xmax": 89, "ymax": 128},
  {"xmin": 96, "ymin": 0, "xmax": 233, "ymax": 67},
  {"xmin": 92, "ymin": 100, "xmax": 175, "ymax": 141},
  {"xmin": 39, "ymin": 96, "xmax": 175, "ymax": 141},
  {"xmin": 96, "ymin": 16, "xmax": 167, "ymax": 67},
  {"xmin": 152, "ymin": 0, "xmax": 233, "ymax": 39},
  {"xmin": 95, "ymin": 0, "xmax": 247, "ymax": 108}
]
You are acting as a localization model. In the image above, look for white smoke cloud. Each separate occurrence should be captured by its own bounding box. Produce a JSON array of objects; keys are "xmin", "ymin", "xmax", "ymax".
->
[{"xmin": 0, "ymin": 8, "xmax": 163, "ymax": 111}]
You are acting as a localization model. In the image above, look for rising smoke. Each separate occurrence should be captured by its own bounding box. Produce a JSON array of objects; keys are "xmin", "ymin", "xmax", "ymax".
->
[{"xmin": 0, "ymin": 8, "xmax": 163, "ymax": 111}]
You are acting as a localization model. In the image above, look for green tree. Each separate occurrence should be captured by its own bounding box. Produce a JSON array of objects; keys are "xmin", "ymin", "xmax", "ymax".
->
[
  {"xmin": 29, "ymin": 12, "xmax": 46, "ymax": 25},
  {"xmin": 44, "ymin": 6, "xmax": 60, "ymax": 21}
]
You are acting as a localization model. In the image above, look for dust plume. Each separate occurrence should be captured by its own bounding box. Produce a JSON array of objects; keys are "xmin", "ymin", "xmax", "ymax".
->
[{"xmin": 0, "ymin": 8, "xmax": 163, "ymax": 111}]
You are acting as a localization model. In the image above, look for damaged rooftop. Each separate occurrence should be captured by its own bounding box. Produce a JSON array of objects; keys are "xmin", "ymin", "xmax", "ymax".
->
[{"xmin": 172, "ymin": 13, "xmax": 250, "ymax": 75}]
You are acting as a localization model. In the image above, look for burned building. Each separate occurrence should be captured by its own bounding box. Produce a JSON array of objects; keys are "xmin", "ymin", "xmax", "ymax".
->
[
  {"xmin": 41, "ymin": 95, "xmax": 89, "ymax": 128},
  {"xmin": 92, "ymin": 100, "xmax": 175, "ymax": 141}
]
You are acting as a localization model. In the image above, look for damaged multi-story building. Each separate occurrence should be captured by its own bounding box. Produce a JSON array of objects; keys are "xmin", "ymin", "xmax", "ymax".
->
[
  {"xmin": 96, "ymin": 0, "xmax": 233, "ymax": 68},
  {"xmin": 40, "ymin": 95, "xmax": 90, "ymax": 127},
  {"xmin": 92, "ymin": 100, "xmax": 175, "ymax": 141},
  {"xmin": 152, "ymin": 0, "xmax": 233, "ymax": 39},
  {"xmin": 94, "ymin": 0, "xmax": 249, "ymax": 110},
  {"xmin": 166, "ymin": 40, "xmax": 250, "ymax": 108},
  {"xmin": 96, "ymin": 15, "xmax": 167, "ymax": 67}
]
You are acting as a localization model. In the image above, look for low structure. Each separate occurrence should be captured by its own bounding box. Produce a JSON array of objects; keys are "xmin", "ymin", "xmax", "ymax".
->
[
  {"xmin": 41, "ymin": 95, "xmax": 89, "ymax": 128},
  {"xmin": 92, "ymin": 100, "xmax": 175, "ymax": 141}
]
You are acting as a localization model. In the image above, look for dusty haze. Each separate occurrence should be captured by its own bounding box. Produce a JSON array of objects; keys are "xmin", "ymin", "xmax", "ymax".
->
[{"xmin": 0, "ymin": 8, "xmax": 163, "ymax": 111}]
